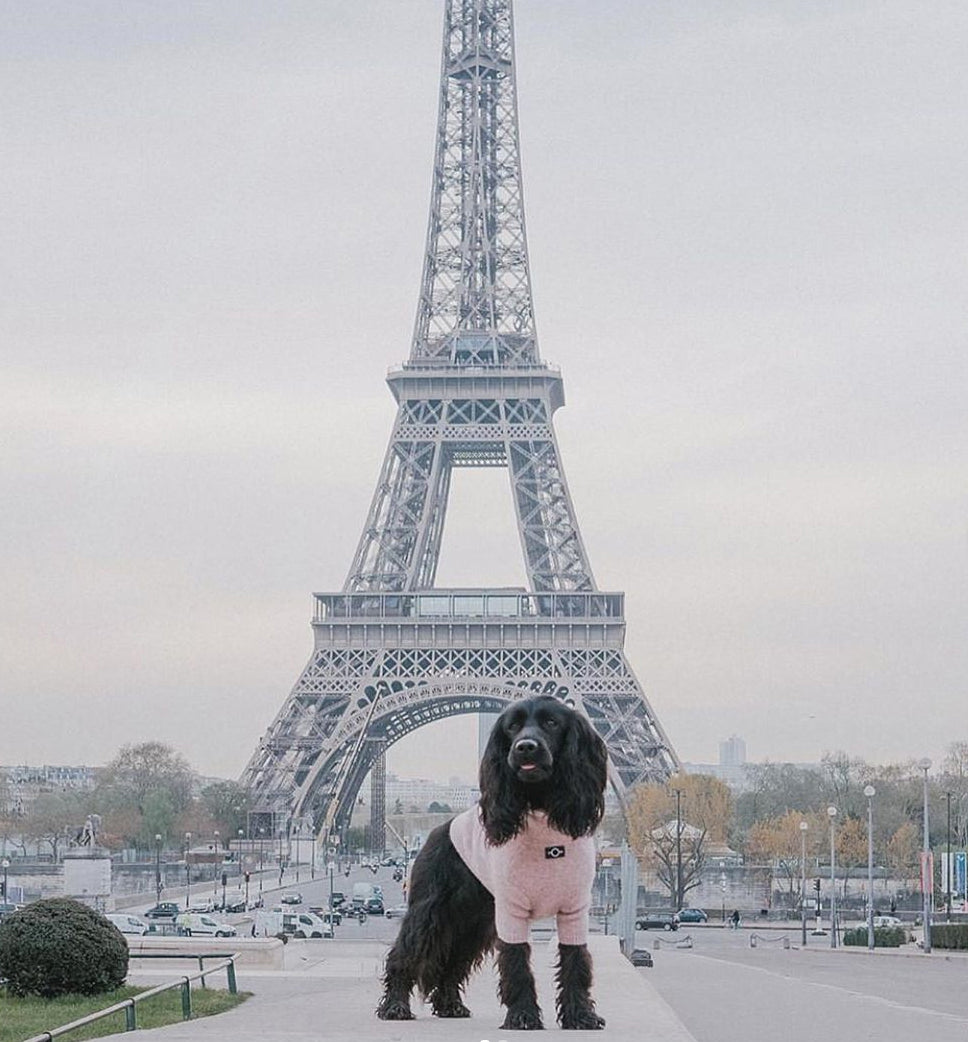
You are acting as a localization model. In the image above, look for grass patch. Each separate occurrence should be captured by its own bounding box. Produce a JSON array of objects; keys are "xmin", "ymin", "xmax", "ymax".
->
[{"xmin": 0, "ymin": 984, "xmax": 249, "ymax": 1042}]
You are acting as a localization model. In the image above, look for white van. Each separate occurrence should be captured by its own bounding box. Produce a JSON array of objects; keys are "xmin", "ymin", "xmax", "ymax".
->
[
  {"xmin": 254, "ymin": 909, "xmax": 333, "ymax": 939},
  {"xmin": 175, "ymin": 912, "xmax": 237, "ymax": 937},
  {"xmin": 106, "ymin": 913, "xmax": 150, "ymax": 935}
]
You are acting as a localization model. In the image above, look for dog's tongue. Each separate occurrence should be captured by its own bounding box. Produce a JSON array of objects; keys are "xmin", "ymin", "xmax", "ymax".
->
[{"xmin": 521, "ymin": 764, "xmax": 536, "ymax": 771}]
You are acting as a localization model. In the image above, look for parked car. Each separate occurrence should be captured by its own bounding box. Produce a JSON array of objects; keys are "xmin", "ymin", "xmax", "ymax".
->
[
  {"xmin": 175, "ymin": 913, "xmax": 237, "ymax": 937},
  {"xmin": 144, "ymin": 902, "xmax": 181, "ymax": 920},
  {"xmin": 280, "ymin": 892, "xmax": 303, "ymax": 905},
  {"xmin": 676, "ymin": 908, "xmax": 708, "ymax": 924},
  {"xmin": 872, "ymin": 915, "xmax": 903, "ymax": 928},
  {"xmin": 629, "ymin": 949, "xmax": 654, "ymax": 967},
  {"xmin": 106, "ymin": 913, "xmax": 151, "ymax": 935},
  {"xmin": 219, "ymin": 895, "xmax": 248, "ymax": 913},
  {"xmin": 636, "ymin": 911, "xmax": 679, "ymax": 931},
  {"xmin": 187, "ymin": 896, "xmax": 217, "ymax": 913}
]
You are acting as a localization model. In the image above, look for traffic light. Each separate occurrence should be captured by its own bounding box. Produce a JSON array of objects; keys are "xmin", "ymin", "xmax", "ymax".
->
[{"xmin": 813, "ymin": 878, "xmax": 821, "ymax": 895}]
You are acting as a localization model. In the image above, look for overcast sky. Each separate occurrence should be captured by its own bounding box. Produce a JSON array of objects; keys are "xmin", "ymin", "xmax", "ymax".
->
[{"xmin": 2, "ymin": 1, "xmax": 966, "ymax": 785}]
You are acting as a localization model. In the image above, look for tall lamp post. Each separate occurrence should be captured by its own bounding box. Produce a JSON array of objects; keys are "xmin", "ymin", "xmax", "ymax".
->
[
  {"xmin": 864, "ymin": 786, "xmax": 875, "ymax": 951},
  {"xmin": 295, "ymin": 824, "xmax": 301, "ymax": 884},
  {"xmin": 185, "ymin": 831, "xmax": 192, "ymax": 910},
  {"xmin": 238, "ymin": 829, "xmax": 244, "ymax": 881},
  {"xmin": 946, "ymin": 791, "xmax": 952, "ymax": 922},
  {"xmin": 827, "ymin": 806, "xmax": 838, "ymax": 949},
  {"xmin": 673, "ymin": 788, "xmax": 683, "ymax": 913},
  {"xmin": 800, "ymin": 821, "xmax": 808, "ymax": 946},
  {"xmin": 918, "ymin": 757, "xmax": 932, "ymax": 953},
  {"xmin": 258, "ymin": 827, "xmax": 265, "ymax": 901},
  {"xmin": 2, "ymin": 858, "xmax": 9, "ymax": 904},
  {"xmin": 154, "ymin": 834, "xmax": 163, "ymax": 905},
  {"xmin": 212, "ymin": 830, "xmax": 220, "ymax": 897}
]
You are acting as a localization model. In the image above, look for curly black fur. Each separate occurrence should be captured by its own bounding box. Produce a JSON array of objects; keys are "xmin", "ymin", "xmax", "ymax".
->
[{"xmin": 376, "ymin": 696, "xmax": 608, "ymax": 1029}]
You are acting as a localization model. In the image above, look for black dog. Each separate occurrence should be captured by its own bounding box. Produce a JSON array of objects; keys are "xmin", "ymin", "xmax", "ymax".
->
[{"xmin": 376, "ymin": 696, "xmax": 608, "ymax": 1030}]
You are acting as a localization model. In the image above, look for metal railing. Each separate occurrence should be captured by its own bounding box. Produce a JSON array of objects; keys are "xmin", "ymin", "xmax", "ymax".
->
[
  {"xmin": 749, "ymin": 933, "xmax": 790, "ymax": 949},
  {"xmin": 22, "ymin": 953, "xmax": 238, "ymax": 1042},
  {"xmin": 313, "ymin": 589, "xmax": 625, "ymax": 623},
  {"xmin": 651, "ymin": 934, "xmax": 693, "ymax": 950}
]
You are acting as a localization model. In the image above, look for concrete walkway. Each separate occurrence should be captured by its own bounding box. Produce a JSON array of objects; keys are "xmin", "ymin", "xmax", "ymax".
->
[{"xmin": 128, "ymin": 935, "xmax": 696, "ymax": 1041}]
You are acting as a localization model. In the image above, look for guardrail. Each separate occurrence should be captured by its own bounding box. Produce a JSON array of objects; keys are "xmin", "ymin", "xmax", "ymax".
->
[
  {"xmin": 22, "ymin": 953, "xmax": 238, "ymax": 1042},
  {"xmin": 652, "ymin": 933, "xmax": 693, "ymax": 950},
  {"xmin": 749, "ymin": 933, "xmax": 790, "ymax": 949}
]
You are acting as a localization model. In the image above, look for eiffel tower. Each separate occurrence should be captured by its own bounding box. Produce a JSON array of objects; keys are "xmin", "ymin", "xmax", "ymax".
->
[{"xmin": 242, "ymin": 0, "xmax": 679, "ymax": 846}]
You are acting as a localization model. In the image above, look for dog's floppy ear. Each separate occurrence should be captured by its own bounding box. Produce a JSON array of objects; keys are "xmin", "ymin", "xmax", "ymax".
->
[
  {"xmin": 545, "ymin": 708, "xmax": 608, "ymax": 838},
  {"xmin": 479, "ymin": 706, "xmax": 529, "ymax": 845}
]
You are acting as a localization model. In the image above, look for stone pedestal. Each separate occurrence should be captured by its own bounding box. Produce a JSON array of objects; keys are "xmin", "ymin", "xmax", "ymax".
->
[{"xmin": 62, "ymin": 845, "xmax": 112, "ymax": 909}]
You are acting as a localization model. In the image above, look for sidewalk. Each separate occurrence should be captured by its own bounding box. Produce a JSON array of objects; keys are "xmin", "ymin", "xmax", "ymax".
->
[{"xmin": 128, "ymin": 935, "xmax": 696, "ymax": 1041}]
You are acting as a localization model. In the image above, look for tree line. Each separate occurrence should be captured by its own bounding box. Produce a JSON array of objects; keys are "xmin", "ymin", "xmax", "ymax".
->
[
  {"xmin": 0, "ymin": 742, "xmax": 249, "ymax": 858},
  {"xmin": 622, "ymin": 742, "xmax": 968, "ymax": 907}
]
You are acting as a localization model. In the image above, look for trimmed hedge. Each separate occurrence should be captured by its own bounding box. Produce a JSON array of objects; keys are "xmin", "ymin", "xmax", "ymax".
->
[
  {"xmin": 842, "ymin": 925, "xmax": 907, "ymax": 948},
  {"xmin": 930, "ymin": 924, "xmax": 968, "ymax": 950},
  {"xmin": 0, "ymin": 898, "xmax": 129, "ymax": 997}
]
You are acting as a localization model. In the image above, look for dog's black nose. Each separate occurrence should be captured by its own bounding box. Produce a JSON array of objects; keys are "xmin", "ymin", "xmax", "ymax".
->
[{"xmin": 514, "ymin": 737, "xmax": 539, "ymax": 756}]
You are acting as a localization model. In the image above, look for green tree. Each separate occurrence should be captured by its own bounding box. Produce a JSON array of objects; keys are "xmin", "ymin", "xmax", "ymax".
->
[
  {"xmin": 200, "ymin": 780, "xmax": 249, "ymax": 838},
  {"xmin": 94, "ymin": 741, "xmax": 196, "ymax": 848},
  {"xmin": 22, "ymin": 792, "xmax": 85, "ymax": 861}
]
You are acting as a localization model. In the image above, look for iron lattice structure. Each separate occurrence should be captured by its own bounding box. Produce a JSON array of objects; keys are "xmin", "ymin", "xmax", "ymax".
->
[{"xmin": 242, "ymin": 0, "xmax": 679, "ymax": 842}]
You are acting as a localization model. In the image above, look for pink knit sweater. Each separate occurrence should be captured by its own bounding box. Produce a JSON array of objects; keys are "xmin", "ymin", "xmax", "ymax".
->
[{"xmin": 449, "ymin": 806, "xmax": 596, "ymax": 945}]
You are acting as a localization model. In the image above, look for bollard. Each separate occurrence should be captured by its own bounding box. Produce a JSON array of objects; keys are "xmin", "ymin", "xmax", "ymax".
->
[
  {"xmin": 181, "ymin": 979, "xmax": 192, "ymax": 1020},
  {"xmin": 124, "ymin": 1001, "xmax": 137, "ymax": 1031},
  {"xmin": 226, "ymin": 958, "xmax": 238, "ymax": 995}
]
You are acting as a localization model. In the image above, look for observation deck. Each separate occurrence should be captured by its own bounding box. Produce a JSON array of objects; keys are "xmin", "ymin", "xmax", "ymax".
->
[{"xmin": 311, "ymin": 588, "xmax": 626, "ymax": 651}]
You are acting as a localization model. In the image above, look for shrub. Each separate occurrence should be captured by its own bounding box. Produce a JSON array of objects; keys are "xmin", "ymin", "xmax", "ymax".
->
[
  {"xmin": 0, "ymin": 898, "xmax": 129, "ymax": 997},
  {"xmin": 842, "ymin": 925, "xmax": 907, "ymax": 948},
  {"xmin": 930, "ymin": 924, "xmax": 968, "ymax": 950}
]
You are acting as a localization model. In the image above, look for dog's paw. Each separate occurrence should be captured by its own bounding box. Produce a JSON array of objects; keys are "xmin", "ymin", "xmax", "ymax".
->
[
  {"xmin": 376, "ymin": 999, "xmax": 415, "ymax": 1021},
  {"xmin": 432, "ymin": 999, "xmax": 471, "ymax": 1018},
  {"xmin": 501, "ymin": 1007, "xmax": 544, "ymax": 1030},
  {"xmin": 560, "ymin": 1007, "xmax": 606, "ymax": 1030}
]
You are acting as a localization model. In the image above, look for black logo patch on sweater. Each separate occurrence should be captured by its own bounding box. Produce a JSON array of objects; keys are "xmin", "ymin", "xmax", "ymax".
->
[{"xmin": 545, "ymin": 845, "xmax": 566, "ymax": 859}]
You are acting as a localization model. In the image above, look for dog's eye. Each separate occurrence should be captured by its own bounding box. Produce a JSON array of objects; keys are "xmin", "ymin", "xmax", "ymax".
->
[{"xmin": 543, "ymin": 718, "xmax": 560, "ymax": 730}]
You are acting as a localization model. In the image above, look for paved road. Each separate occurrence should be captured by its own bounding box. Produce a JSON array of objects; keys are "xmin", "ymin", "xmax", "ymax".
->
[{"xmin": 645, "ymin": 926, "xmax": 968, "ymax": 1042}]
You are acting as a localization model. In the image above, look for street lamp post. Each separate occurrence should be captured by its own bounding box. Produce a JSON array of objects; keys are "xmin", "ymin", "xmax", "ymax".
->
[
  {"xmin": 213, "ymin": 831, "xmax": 220, "ymax": 897},
  {"xmin": 310, "ymin": 829, "xmax": 316, "ymax": 880},
  {"xmin": 295, "ymin": 824, "xmax": 301, "ymax": 884},
  {"xmin": 185, "ymin": 831, "xmax": 192, "ymax": 911},
  {"xmin": 827, "ymin": 806, "xmax": 838, "ymax": 949},
  {"xmin": 919, "ymin": 757, "xmax": 932, "ymax": 953},
  {"xmin": 800, "ymin": 821, "xmax": 808, "ymax": 946},
  {"xmin": 946, "ymin": 791, "xmax": 952, "ymax": 922},
  {"xmin": 258, "ymin": 828, "xmax": 265, "ymax": 900},
  {"xmin": 154, "ymin": 834, "xmax": 163, "ymax": 905},
  {"xmin": 2, "ymin": 858, "xmax": 9, "ymax": 905},
  {"xmin": 864, "ymin": 786, "xmax": 875, "ymax": 951},
  {"xmin": 673, "ymin": 788, "xmax": 683, "ymax": 913}
]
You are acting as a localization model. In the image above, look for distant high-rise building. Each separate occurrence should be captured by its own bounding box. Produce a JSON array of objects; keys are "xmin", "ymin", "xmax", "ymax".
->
[{"xmin": 719, "ymin": 735, "xmax": 747, "ymax": 767}]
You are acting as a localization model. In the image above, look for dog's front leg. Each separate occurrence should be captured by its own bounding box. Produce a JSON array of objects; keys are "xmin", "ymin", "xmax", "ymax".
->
[
  {"xmin": 497, "ymin": 940, "xmax": 543, "ymax": 1030},
  {"xmin": 555, "ymin": 943, "xmax": 604, "ymax": 1029}
]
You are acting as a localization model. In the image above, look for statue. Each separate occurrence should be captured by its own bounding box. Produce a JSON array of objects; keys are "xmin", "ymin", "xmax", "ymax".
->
[{"xmin": 76, "ymin": 813, "xmax": 101, "ymax": 847}]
